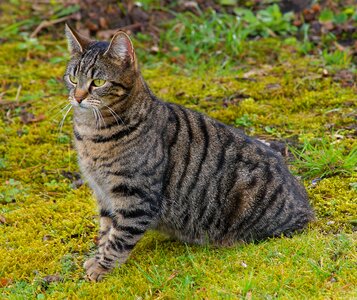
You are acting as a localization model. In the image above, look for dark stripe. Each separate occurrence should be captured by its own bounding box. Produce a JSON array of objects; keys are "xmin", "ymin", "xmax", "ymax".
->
[
  {"xmin": 199, "ymin": 127, "xmax": 233, "ymax": 223},
  {"xmin": 107, "ymin": 138, "xmax": 160, "ymax": 178},
  {"xmin": 111, "ymin": 81, "xmax": 130, "ymax": 91},
  {"xmin": 167, "ymin": 105, "xmax": 181, "ymax": 146},
  {"xmin": 108, "ymin": 170, "xmax": 134, "ymax": 178},
  {"xmin": 111, "ymin": 184, "xmax": 149, "ymax": 200},
  {"xmin": 100, "ymin": 209, "xmax": 112, "ymax": 218},
  {"xmin": 103, "ymin": 256, "xmax": 114, "ymax": 263},
  {"xmin": 96, "ymin": 127, "xmax": 152, "ymax": 167},
  {"xmin": 141, "ymin": 155, "xmax": 165, "ymax": 177},
  {"xmin": 176, "ymin": 107, "xmax": 193, "ymax": 190},
  {"xmin": 203, "ymin": 209, "xmax": 216, "ymax": 230},
  {"xmin": 75, "ymin": 60, "xmax": 82, "ymax": 76},
  {"xmin": 162, "ymin": 104, "xmax": 181, "ymax": 194},
  {"xmin": 99, "ymin": 229, "xmax": 109, "ymax": 237},
  {"xmin": 253, "ymin": 184, "xmax": 285, "ymax": 234},
  {"xmin": 247, "ymin": 177, "xmax": 258, "ymax": 189},
  {"xmin": 186, "ymin": 114, "xmax": 209, "ymax": 196},
  {"xmin": 107, "ymin": 91, "xmax": 127, "ymax": 99},
  {"xmin": 73, "ymin": 64, "xmax": 78, "ymax": 76},
  {"xmin": 173, "ymin": 202, "xmax": 189, "ymax": 230},
  {"xmin": 247, "ymin": 161, "xmax": 260, "ymax": 173},
  {"xmin": 113, "ymin": 224, "xmax": 146, "ymax": 235},
  {"xmin": 124, "ymin": 243, "xmax": 136, "ymax": 251},
  {"xmin": 73, "ymin": 129, "xmax": 82, "ymax": 141},
  {"xmin": 223, "ymin": 160, "xmax": 266, "ymax": 237},
  {"xmin": 85, "ymin": 51, "xmax": 101, "ymax": 76},
  {"xmin": 111, "ymin": 236, "xmax": 136, "ymax": 251},
  {"xmin": 98, "ymin": 261, "xmax": 110, "ymax": 270},
  {"xmin": 242, "ymin": 183, "xmax": 281, "ymax": 238},
  {"xmin": 272, "ymin": 213, "xmax": 294, "ymax": 234},
  {"xmin": 116, "ymin": 208, "xmax": 151, "ymax": 219},
  {"xmin": 91, "ymin": 122, "xmax": 140, "ymax": 143},
  {"xmin": 98, "ymin": 120, "xmax": 122, "ymax": 130},
  {"xmin": 108, "ymin": 239, "xmax": 123, "ymax": 252},
  {"xmin": 181, "ymin": 210, "xmax": 189, "ymax": 225}
]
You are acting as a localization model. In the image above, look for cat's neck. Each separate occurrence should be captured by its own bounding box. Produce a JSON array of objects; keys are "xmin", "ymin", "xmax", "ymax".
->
[{"xmin": 73, "ymin": 75, "xmax": 155, "ymax": 133}]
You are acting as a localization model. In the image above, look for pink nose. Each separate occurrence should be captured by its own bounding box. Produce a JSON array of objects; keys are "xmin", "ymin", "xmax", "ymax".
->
[{"xmin": 74, "ymin": 89, "xmax": 88, "ymax": 103}]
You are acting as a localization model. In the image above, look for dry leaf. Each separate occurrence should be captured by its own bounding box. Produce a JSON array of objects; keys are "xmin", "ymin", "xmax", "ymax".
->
[
  {"xmin": 42, "ymin": 274, "xmax": 62, "ymax": 284},
  {"xmin": 0, "ymin": 278, "xmax": 12, "ymax": 287},
  {"xmin": 0, "ymin": 215, "xmax": 6, "ymax": 224}
]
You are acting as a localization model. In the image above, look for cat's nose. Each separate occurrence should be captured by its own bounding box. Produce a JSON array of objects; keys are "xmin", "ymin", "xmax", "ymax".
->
[{"xmin": 74, "ymin": 89, "xmax": 88, "ymax": 103}]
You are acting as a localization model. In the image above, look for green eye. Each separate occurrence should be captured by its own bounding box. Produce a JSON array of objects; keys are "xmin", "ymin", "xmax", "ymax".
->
[
  {"xmin": 69, "ymin": 75, "xmax": 78, "ymax": 84},
  {"xmin": 92, "ymin": 79, "xmax": 106, "ymax": 87}
]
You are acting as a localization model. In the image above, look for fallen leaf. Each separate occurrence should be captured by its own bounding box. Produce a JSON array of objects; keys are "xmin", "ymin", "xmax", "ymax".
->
[
  {"xmin": 150, "ymin": 46, "xmax": 159, "ymax": 53},
  {"xmin": 243, "ymin": 69, "xmax": 266, "ymax": 79},
  {"xmin": 0, "ymin": 215, "xmax": 6, "ymax": 224},
  {"xmin": 246, "ymin": 290, "xmax": 252, "ymax": 300},
  {"xmin": 0, "ymin": 278, "xmax": 12, "ymax": 287},
  {"xmin": 42, "ymin": 274, "xmax": 62, "ymax": 284},
  {"xmin": 20, "ymin": 109, "xmax": 46, "ymax": 124},
  {"xmin": 265, "ymin": 83, "xmax": 281, "ymax": 90},
  {"xmin": 43, "ymin": 235, "xmax": 52, "ymax": 241}
]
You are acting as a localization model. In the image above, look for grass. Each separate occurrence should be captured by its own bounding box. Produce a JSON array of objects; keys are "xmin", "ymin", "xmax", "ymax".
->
[
  {"xmin": 291, "ymin": 137, "xmax": 357, "ymax": 180},
  {"xmin": 1, "ymin": 1, "xmax": 357, "ymax": 299},
  {"xmin": 141, "ymin": 4, "xmax": 297, "ymax": 72}
]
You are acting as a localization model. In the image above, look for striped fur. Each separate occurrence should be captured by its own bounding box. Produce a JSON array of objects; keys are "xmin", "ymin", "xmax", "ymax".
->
[{"xmin": 64, "ymin": 25, "xmax": 314, "ymax": 281}]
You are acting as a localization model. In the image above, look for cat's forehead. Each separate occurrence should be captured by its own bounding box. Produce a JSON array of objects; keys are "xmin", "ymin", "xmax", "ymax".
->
[
  {"xmin": 68, "ymin": 42, "xmax": 119, "ymax": 78},
  {"xmin": 79, "ymin": 42, "xmax": 108, "ymax": 63}
]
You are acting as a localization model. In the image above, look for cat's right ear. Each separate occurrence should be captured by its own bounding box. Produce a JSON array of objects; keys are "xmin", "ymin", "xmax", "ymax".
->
[{"xmin": 65, "ymin": 24, "xmax": 92, "ymax": 55}]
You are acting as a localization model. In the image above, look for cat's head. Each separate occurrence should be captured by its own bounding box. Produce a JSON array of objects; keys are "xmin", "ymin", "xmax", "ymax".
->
[{"xmin": 64, "ymin": 24, "xmax": 138, "ymax": 111}]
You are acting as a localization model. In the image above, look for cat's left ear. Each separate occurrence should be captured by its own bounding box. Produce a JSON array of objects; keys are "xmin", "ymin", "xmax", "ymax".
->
[{"xmin": 104, "ymin": 31, "xmax": 137, "ymax": 69}]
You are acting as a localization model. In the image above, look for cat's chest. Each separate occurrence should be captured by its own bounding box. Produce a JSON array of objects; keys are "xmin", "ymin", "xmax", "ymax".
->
[
  {"xmin": 75, "ymin": 139, "xmax": 120, "ymax": 178},
  {"xmin": 76, "ymin": 143, "xmax": 118, "ymax": 209}
]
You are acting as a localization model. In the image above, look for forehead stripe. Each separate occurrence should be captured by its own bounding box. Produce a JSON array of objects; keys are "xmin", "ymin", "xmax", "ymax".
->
[{"xmin": 85, "ymin": 51, "xmax": 101, "ymax": 77}]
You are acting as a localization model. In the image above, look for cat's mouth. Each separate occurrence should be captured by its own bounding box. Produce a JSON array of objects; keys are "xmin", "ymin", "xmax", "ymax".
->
[{"xmin": 70, "ymin": 97, "xmax": 102, "ymax": 110}]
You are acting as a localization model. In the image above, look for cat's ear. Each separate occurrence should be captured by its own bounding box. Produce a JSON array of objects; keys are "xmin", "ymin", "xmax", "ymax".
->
[
  {"xmin": 104, "ymin": 31, "xmax": 136, "ymax": 67},
  {"xmin": 65, "ymin": 24, "xmax": 92, "ymax": 55}
]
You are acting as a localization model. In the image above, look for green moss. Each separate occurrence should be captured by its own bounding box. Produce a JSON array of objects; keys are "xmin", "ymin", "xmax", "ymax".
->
[
  {"xmin": 1, "ymin": 17, "xmax": 356, "ymax": 299},
  {"xmin": 309, "ymin": 176, "xmax": 357, "ymax": 231}
]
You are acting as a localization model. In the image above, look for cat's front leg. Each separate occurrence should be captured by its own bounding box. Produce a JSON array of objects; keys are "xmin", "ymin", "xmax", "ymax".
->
[
  {"xmin": 84, "ymin": 196, "xmax": 158, "ymax": 281},
  {"xmin": 83, "ymin": 209, "xmax": 112, "ymax": 279}
]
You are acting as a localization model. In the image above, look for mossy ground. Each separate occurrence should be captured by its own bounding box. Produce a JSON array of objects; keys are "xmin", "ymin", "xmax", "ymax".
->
[{"xmin": 1, "ymin": 9, "xmax": 356, "ymax": 300}]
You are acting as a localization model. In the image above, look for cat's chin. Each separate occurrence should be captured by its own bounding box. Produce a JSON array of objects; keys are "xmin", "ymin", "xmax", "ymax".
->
[
  {"xmin": 73, "ymin": 103, "xmax": 91, "ymax": 110},
  {"xmin": 73, "ymin": 105, "xmax": 93, "ymax": 115}
]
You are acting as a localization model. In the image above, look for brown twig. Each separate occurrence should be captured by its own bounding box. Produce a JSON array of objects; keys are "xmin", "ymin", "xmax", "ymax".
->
[
  {"xmin": 14, "ymin": 84, "xmax": 22, "ymax": 102},
  {"xmin": 30, "ymin": 15, "xmax": 72, "ymax": 38}
]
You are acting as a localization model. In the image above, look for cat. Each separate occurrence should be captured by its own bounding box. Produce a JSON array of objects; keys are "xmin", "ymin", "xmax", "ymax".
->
[{"xmin": 63, "ymin": 24, "xmax": 314, "ymax": 281}]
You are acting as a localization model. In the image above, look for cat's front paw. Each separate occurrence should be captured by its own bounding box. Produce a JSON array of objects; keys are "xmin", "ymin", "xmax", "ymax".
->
[{"xmin": 83, "ymin": 257, "xmax": 109, "ymax": 282}]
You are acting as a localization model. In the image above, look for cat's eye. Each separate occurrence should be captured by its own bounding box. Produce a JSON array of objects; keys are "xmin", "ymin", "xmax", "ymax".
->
[
  {"xmin": 69, "ymin": 75, "xmax": 78, "ymax": 84},
  {"xmin": 92, "ymin": 79, "xmax": 106, "ymax": 87}
]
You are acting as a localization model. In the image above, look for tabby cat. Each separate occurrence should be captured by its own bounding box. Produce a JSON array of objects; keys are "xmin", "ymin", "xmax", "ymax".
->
[{"xmin": 63, "ymin": 24, "xmax": 314, "ymax": 281}]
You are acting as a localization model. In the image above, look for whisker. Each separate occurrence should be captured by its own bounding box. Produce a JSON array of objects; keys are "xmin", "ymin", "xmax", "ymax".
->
[
  {"xmin": 87, "ymin": 100, "xmax": 101, "ymax": 104},
  {"xmin": 103, "ymin": 104, "xmax": 125, "ymax": 126},
  {"xmin": 52, "ymin": 103, "xmax": 72, "ymax": 120},
  {"xmin": 95, "ymin": 107, "xmax": 107, "ymax": 129},
  {"xmin": 92, "ymin": 108, "xmax": 99, "ymax": 129},
  {"xmin": 49, "ymin": 100, "xmax": 69, "ymax": 115},
  {"xmin": 59, "ymin": 104, "xmax": 72, "ymax": 134}
]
